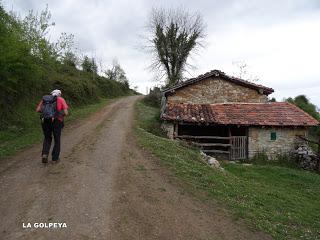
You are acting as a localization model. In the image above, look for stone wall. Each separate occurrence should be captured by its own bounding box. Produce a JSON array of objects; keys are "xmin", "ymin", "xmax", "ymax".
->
[
  {"xmin": 167, "ymin": 77, "xmax": 268, "ymax": 104},
  {"xmin": 248, "ymin": 127, "xmax": 308, "ymax": 159},
  {"xmin": 161, "ymin": 122, "xmax": 174, "ymax": 139}
]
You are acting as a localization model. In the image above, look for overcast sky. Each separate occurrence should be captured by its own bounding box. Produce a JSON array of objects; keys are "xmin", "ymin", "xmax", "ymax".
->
[{"xmin": 2, "ymin": 0, "xmax": 320, "ymax": 107}]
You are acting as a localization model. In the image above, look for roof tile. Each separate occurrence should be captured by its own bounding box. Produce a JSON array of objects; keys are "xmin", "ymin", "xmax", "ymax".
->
[{"xmin": 161, "ymin": 102, "xmax": 319, "ymax": 126}]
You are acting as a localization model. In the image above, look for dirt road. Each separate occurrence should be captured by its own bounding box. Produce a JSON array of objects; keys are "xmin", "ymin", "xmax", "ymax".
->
[{"xmin": 0, "ymin": 96, "xmax": 271, "ymax": 240}]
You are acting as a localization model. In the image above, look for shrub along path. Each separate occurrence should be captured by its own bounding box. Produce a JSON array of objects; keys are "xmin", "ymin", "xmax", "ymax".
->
[{"xmin": 0, "ymin": 95, "xmax": 271, "ymax": 239}]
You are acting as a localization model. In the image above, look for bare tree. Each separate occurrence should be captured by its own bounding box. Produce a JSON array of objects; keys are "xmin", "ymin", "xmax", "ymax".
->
[
  {"xmin": 232, "ymin": 61, "xmax": 248, "ymax": 79},
  {"xmin": 232, "ymin": 61, "xmax": 259, "ymax": 82},
  {"xmin": 147, "ymin": 7, "xmax": 205, "ymax": 86}
]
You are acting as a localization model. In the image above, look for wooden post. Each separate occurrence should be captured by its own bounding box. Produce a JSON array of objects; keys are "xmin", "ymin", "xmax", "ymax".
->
[
  {"xmin": 173, "ymin": 123, "xmax": 178, "ymax": 139},
  {"xmin": 228, "ymin": 126, "xmax": 232, "ymax": 160},
  {"xmin": 246, "ymin": 127, "xmax": 249, "ymax": 160}
]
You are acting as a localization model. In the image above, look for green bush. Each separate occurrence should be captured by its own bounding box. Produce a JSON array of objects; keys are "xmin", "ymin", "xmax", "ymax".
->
[{"xmin": 142, "ymin": 87, "xmax": 162, "ymax": 107}]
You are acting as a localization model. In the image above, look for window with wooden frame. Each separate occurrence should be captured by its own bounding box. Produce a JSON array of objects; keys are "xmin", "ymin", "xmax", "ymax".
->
[{"xmin": 270, "ymin": 132, "xmax": 277, "ymax": 141}]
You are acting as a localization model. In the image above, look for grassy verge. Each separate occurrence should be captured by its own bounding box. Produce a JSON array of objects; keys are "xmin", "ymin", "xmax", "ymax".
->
[
  {"xmin": 0, "ymin": 97, "xmax": 114, "ymax": 159},
  {"xmin": 134, "ymin": 100, "xmax": 320, "ymax": 240}
]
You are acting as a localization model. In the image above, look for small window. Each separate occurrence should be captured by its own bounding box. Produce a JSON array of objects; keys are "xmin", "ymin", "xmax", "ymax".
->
[{"xmin": 270, "ymin": 132, "xmax": 277, "ymax": 141}]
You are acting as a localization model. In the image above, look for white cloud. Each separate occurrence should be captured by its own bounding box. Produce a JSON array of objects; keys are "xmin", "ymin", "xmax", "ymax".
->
[{"xmin": 2, "ymin": 0, "xmax": 320, "ymax": 106}]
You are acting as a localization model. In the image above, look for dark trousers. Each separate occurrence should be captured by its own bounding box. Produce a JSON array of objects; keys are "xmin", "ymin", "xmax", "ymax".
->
[{"xmin": 41, "ymin": 119, "xmax": 64, "ymax": 161}]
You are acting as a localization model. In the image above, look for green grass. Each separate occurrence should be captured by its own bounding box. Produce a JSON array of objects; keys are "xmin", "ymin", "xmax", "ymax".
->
[
  {"xmin": 135, "ymin": 101, "xmax": 167, "ymax": 137},
  {"xmin": 248, "ymin": 151, "xmax": 301, "ymax": 169},
  {"xmin": 134, "ymin": 100, "xmax": 320, "ymax": 240},
  {"xmin": 0, "ymin": 97, "xmax": 114, "ymax": 159}
]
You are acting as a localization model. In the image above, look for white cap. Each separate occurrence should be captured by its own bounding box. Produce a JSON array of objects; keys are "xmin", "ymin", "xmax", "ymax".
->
[{"xmin": 51, "ymin": 89, "xmax": 61, "ymax": 97}]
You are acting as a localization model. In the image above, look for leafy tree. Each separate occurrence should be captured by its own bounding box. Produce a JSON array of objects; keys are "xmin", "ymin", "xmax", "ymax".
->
[
  {"xmin": 268, "ymin": 97, "xmax": 276, "ymax": 102},
  {"xmin": 104, "ymin": 59, "xmax": 129, "ymax": 88},
  {"xmin": 286, "ymin": 95, "xmax": 320, "ymax": 138},
  {"xmin": 147, "ymin": 7, "xmax": 205, "ymax": 86},
  {"xmin": 17, "ymin": 5, "xmax": 55, "ymax": 61},
  {"xmin": 286, "ymin": 95, "xmax": 320, "ymax": 121},
  {"xmin": 13, "ymin": 6, "xmax": 74, "ymax": 65},
  {"xmin": 0, "ymin": 5, "xmax": 41, "ymax": 119},
  {"xmin": 62, "ymin": 51, "xmax": 78, "ymax": 68},
  {"xmin": 54, "ymin": 32, "xmax": 74, "ymax": 58},
  {"xmin": 81, "ymin": 56, "xmax": 97, "ymax": 74}
]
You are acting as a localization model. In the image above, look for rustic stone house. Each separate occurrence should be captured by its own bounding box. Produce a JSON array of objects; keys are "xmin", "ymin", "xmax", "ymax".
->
[{"xmin": 160, "ymin": 70, "xmax": 319, "ymax": 160}]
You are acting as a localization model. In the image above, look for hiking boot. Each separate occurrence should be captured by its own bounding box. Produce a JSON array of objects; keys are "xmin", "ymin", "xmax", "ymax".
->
[
  {"xmin": 42, "ymin": 154, "xmax": 48, "ymax": 163},
  {"xmin": 52, "ymin": 158, "xmax": 60, "ymax": 163}
]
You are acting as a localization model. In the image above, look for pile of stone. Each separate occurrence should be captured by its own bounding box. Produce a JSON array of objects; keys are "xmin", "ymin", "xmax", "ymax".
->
[
  {"xmin": 294, "ymin": 144, "xmax": 318, "ymax": 170},
  {"xmin": 200, "ymin": 151, "xmax": 224, "ymax": 171}
]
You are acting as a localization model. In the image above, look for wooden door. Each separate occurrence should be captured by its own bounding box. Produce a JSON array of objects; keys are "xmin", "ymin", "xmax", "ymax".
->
[{"xmin": 230, "ymin": 136, "xmax": 247, "ymax": 160}]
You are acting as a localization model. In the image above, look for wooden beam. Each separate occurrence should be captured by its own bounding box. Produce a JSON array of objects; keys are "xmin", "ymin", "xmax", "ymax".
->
[
  {"xmin": 193, "ymin": 143, "xmax": 231, "ymax": 147},
  {"xmin": 202, "ymin": 150, "xmax": 230, "ymax": 154},
  {"xmin": 177, "ymin": 135, "xmax": 231, "ymax": 140},
  {"xmin": 297, "ymin": 135, "xmax": 320, "ymax": 145}
]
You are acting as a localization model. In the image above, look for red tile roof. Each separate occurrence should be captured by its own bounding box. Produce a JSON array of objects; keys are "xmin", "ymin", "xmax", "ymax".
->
[
  {"xmin": 162, "ymin": 70, "xmax": 274, "ymax": 96},
  {"xmin": 161, "ymin": 102, "xmax": 319, "ymax": 126}
]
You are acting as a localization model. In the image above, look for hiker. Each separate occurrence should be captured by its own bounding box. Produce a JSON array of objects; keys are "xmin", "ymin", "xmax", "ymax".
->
[{"xmin": 36, "ymin": 89, "xmax": 69, "ymax": 163}]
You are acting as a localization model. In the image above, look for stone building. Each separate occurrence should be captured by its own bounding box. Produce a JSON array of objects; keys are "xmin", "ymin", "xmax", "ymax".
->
[{"xmin": 160, "ymin": 70, "xmax": 319, "ymax": 160}]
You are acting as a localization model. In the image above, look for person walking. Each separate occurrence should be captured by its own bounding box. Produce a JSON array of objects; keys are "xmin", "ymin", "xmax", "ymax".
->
[{"xmin": 36, "ymin": 89, "xmax": 69, "ymax": 163}]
